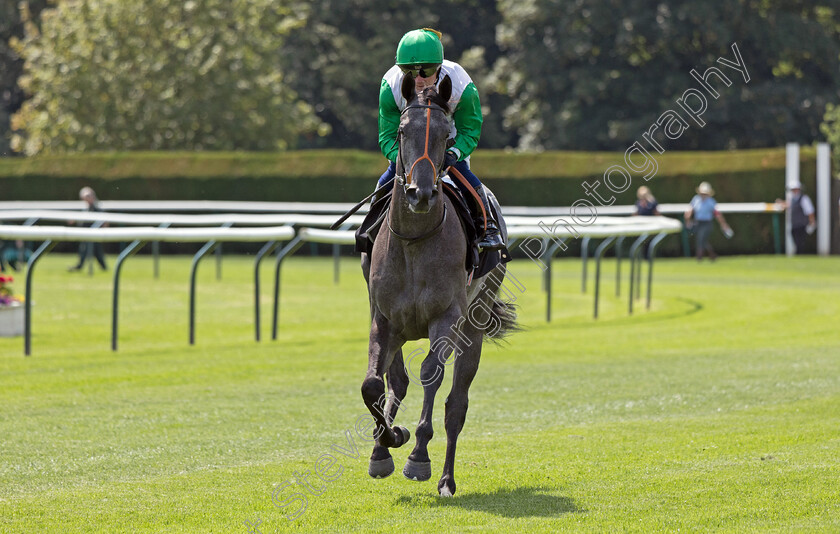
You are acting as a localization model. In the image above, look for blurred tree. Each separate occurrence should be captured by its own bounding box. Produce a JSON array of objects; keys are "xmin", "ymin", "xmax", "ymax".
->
[
  {"xmin": 10, "ymin": 0, "xmax": 327, "ymax": 154},
  {"xmin": 820, "ymin": 103, "xmax": 840, "ymax": 173},
  {"xmin": 10, "ymin": 0, "xmax": 838, "ymax": 155},
  {"xmin": 493, "ymin": 0, "xmax": 840, "ymax": 151},
  {"xmin": 0, "ymin": 0, "xmax": 49, "ymax": 156},
  {"xmin": 282, "ymin": 0, "xmax": 513, "ymax": 152}
]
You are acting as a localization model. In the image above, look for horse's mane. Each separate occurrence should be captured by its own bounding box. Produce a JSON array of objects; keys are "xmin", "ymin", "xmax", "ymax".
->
[{"xmin": 420, "ymin": 86, "xmax": 451, "ymax": 114}]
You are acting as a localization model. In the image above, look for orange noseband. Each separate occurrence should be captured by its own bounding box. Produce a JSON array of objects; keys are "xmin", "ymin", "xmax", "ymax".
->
[{"xmin": 402, "ymin": 101, "xmax": 444, "ymax": 187}]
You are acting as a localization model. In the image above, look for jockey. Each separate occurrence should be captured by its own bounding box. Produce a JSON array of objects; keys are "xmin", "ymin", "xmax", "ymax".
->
[{"xmin": 376, "ymin": 28, "xmax": 504, "ymax": 250}]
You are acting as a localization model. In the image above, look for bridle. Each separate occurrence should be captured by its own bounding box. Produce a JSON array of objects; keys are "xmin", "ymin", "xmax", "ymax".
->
[
  {"xmin": 396, "ymin": 101, "xmax": 448, "ymax": 190},
  {"xmin": 389, "ymin": 99, "xmax": 449, "ymax": 244}
]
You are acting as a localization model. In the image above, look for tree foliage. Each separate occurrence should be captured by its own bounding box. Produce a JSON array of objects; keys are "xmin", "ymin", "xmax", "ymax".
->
[
  {"xmin": 3, "ymin": 0, "xmax": 840, "ymax": 155},
  {"xmin": 0, "ymin": 0, "xmax": 49, "ymax": 156},
  {"xmin": 281, "ymin": 0, "xmax": 508, "ymax": 151},
  {"xmin": 820, "ymin": 103, "xmax": 840, "ymax": 171},
  {"xmin": 493, "ymin": 0, "xmax": 840, "ymax": 150},
  {"xmin": 10, "ymin": 0, "xmax": 327, "ymax": 154}
]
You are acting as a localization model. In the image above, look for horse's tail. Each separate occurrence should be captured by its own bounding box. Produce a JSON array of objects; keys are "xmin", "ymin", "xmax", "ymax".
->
[{"xmin": 484, "ymin": 298, "xmax": 522, "ymax": 344}]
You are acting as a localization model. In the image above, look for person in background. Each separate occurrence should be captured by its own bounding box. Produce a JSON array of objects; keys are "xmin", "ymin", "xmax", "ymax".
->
[
  {"xmin": 1, "ymin": 240, "xmax": 32, "ymax": 271},
  {"xmin": 634, "ymin": 186, "xmax": 660, "ymax": 216},
  {"xmin": 0, "ymin": 239, "xmax": 9, "ymax": 272},
  {"xmin": 684, "ymin": 181, "xmax": 733, "ymax": 261},
  {"xmin": 786, "ymin": 181, "xmax": 816, "ymax": 254},
  {"xmin": 68, "ymin": 186, "xmax": 108, "ymax": 272}
]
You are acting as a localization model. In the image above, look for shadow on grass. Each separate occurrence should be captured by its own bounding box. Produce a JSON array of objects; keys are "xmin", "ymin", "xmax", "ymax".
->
[{"xmin": 396, "ymin": 486, "xmax": 581, "ymax": 517}]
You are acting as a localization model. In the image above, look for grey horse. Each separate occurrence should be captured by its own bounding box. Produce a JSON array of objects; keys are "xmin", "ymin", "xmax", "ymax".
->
[{"xmin": 360, "ymin": 74, "xmax": 517, "ymax": 497}]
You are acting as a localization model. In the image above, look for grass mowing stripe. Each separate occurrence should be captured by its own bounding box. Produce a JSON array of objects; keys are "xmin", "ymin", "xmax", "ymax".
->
[{"xmin": 0, "ymin": 254, "xmax": 838, "ymax": 532}]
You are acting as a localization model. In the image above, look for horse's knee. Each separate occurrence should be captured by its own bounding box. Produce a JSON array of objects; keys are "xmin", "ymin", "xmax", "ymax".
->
[
  {"xmin": 415, "ymin": 419, "xmax": 434, "ymax": 443},
  {"xmin": 445, "ymin": 392, "xmax": 468, "ymax": 412},
  {"xmin": 419, "ymin": 359, "xmax": 445, "ymax": 389},
  {"xmin": 444, "ymin": 395, "xmax": 468, "ymax": 431},
  {"xmin": 361, "ymin": 376, "xmax": 385, "ymax": 404}
]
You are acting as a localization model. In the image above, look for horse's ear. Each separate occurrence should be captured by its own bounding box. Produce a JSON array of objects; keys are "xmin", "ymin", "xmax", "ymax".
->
[
  {"xmin": 438, "ymin": 74, "xmax": 452, "ymax": 103},
  {"xmin": 401, "ymin": 72, "xmax": 415, "ymax": 102}
]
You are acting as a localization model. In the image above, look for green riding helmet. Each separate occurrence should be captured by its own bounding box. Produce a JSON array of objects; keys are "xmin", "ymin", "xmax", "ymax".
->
[{"xmin": 395, "ymin": 28, "xmax": 444, "ymax": 65}]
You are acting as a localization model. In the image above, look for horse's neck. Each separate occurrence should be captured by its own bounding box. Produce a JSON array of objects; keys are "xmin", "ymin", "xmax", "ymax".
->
[{"xmin": 389, "ymin": 186, "xmax": 445, "ymax": 238}]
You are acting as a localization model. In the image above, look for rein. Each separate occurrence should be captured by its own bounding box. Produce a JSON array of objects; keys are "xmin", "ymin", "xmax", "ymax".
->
[{"xmin": 330, "ymin": 102, "xmax": 444, "ymax": 231}]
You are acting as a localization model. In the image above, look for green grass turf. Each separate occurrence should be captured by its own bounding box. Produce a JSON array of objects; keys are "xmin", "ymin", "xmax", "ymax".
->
[{"xmin": 1, "ymin": 253, "xmax": 838, "ymax": 533}]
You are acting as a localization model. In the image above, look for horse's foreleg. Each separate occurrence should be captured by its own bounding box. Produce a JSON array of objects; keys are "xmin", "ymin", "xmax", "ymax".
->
[
  {"xmin": 403, "ymin": 309, "xmax": 460, "ymax": 482},
  {"xmin": 438, "ymin": 329, "xmax": 483, "ymax": 497},
  {"xmin": 436, "ymin": 271, "xmax": 503, "ymax": 494},
  {"xmin": 402, "ymin": 352, "xmax": 445, "ymax": 481},
  {"xmin": 369, "ymin": 349, "xmax": 410, "ymax": 478},
  {"xmin": 361, "ymin": 253, "xmax": 371, "ymax": 285},
  {"xmin": 361, "ymin": 312, "xmax": 409, "ymax": 458}
]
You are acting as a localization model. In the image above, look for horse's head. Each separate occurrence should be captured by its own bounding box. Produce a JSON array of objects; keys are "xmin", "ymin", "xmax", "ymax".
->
[{"xmin": 397, "ymin": 73, "xmax": 453, "ymax": 213}]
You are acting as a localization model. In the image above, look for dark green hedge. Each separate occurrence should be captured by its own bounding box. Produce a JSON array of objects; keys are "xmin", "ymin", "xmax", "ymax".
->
[{"xmin": 0, "ymin": 147, "xmax": 820, "ymax": 255}]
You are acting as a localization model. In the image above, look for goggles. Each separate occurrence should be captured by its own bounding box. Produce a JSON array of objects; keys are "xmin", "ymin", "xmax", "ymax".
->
[{"xmin": 400, "ymin": 64, "xmax": 440, "ymax": 78}]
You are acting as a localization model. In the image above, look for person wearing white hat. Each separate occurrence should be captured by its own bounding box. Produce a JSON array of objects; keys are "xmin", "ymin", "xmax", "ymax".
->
[
  {"xmin": 787, "ymin": 181, "xmax": 815, "ymax": 254},
  {"xmin": 684, "ymin": 182, "xmax": 733, "ymax": 261}
]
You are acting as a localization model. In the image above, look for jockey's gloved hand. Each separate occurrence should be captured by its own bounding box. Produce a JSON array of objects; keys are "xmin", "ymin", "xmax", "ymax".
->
[{"xmin": 444, "ymin": 150, "xmax": 458, "ymax": 169}]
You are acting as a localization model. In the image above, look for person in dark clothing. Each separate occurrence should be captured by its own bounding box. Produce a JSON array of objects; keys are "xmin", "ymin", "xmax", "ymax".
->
[
  {"xmin": 68, "ymin": 187, "xmax": 107, "ymax": 272},
  {"xmin": 634, "ymin": 186, "xmax": 660, "ymax": 216},
  {"xmin": 1, "ymin": 240, "xmax": 32, "ymax": 271},
  {"xmin": 787, "ymin": 181, "xmax": 816, "ymax": 254}
]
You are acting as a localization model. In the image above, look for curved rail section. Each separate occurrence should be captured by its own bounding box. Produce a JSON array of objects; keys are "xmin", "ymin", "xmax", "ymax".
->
[
  {"xmin": 0, "ymin": 209, "xmax": 365, "ymax": 228},
  {"xmin": 0, "ymin": 224, "xmax": 294, "ymax": 355},
  {"xmin": 0, "ymin": 199, "xmax": 786, "ymax": 257},
  {"xmin": 1, "ymin": 212, "xmax": 681, "ymax": 355},
  {"xmin": 507, "ymin": 215, "xmax": 683, "ymax": 320},
  {"xmin": 0, "ymin": 200, "xmax": 784, "ymax": 216}
]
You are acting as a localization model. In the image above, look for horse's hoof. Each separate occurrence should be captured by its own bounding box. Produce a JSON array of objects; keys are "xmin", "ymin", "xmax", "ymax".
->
[
  {"xmin": 368, "ymin": 456, "xmax": 395, "ymax": 479},
  {"xmin": 438, "ymin": 478, "xmax": 456, "ymax": 497},
  {"xmin": 402, "ymin": 459, "xmax": 431, "ymax": 481},
  {"xmin": 394, "ymin": 426, "xmax": 410, "ymax": 448}
]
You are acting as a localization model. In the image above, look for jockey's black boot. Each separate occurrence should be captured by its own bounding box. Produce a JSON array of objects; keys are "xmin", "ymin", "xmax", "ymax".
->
[{"xmin": 474, "ymin": 184, "xmax": 505, "ymax": 250}]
